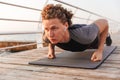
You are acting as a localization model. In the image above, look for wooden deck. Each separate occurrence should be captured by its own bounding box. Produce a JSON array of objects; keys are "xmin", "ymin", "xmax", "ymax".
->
[{"xmin": 0, "ymin": 35, "xmax": 120, "ymax": 80}]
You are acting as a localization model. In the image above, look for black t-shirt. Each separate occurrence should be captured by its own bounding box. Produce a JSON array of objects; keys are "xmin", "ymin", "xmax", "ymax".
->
[{"xmin": 56, "ymin": 24, "xmax": 99, "ymax": 52}]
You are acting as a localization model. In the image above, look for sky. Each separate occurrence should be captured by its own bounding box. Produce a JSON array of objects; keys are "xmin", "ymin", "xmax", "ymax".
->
[
  {"xmin": 0, "ymin": 0, "xmax": 120, "ymax": 33},
  {"xmin": 64, "ymin": 0, "xmax": 120, "ymax": 22}
]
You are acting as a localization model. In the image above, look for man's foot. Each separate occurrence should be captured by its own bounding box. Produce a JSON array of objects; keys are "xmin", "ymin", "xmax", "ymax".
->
[{"xmin": 106, "ymin": 34, "xmax": 112, "ymax": 46}]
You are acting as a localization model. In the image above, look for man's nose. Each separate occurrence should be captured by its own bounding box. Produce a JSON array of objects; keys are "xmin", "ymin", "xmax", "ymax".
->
[{"xmin": 48, "ymin": 30, "xmax": 54, "ymax": 37}]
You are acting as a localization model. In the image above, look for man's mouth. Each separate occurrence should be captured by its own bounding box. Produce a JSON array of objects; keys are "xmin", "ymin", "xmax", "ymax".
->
[{"xmin": 50, "ymin": 39, "xmax": 56, "ymax": 42}]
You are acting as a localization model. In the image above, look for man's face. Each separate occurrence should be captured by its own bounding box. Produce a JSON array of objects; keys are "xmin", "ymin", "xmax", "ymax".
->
[{"xmin": 43, "ymin": 18, "xmax": 67, "ymax": 44}]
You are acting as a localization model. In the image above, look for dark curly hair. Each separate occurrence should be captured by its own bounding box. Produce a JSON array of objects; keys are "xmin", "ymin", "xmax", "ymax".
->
[
  {"xmin": 41, "ymin": 4, "xmax": 73, "ymax": 26},
  {"xmin": 41, "ymin": 4, "xmax": 73, "ymax": 45}
]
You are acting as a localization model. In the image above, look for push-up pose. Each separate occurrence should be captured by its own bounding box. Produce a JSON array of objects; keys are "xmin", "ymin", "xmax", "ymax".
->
[{"xmin": 41, "ymin": 4, "xmax": 112, "ymax": 62}]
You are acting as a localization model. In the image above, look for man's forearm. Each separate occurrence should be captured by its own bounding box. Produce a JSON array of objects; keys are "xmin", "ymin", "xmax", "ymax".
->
[{"xmin": 48, "ymin": 43, "xmax": 55, "ymax": 54}]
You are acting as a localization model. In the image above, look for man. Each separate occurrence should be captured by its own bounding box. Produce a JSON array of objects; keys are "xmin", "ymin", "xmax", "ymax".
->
[{"xmin": 41, "ymin": 4, "xmax": 112, "ymax": 62}]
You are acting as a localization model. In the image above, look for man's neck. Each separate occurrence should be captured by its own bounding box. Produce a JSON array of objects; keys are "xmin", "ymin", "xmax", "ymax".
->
[{"xmin": 60, "ymin": 30, "xmax": 70, "ymax": 43}]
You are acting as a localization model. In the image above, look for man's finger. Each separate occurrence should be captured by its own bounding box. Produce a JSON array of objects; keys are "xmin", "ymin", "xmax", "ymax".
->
[
  {"xmin": 91, "ymin": 54, "xmax": 96, "ymax": 61},
  {"xmin": 93, "ymin": 58, "xmax": 101, "ymax": 62}
]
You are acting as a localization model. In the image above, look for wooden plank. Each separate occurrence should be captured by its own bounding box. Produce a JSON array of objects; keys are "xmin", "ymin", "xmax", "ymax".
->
[
  {"xmin": 0, "ymin": 63, "xmax": 119, "ymax": 80},
  {"xmin": 0, "ymin": 45, "xmax": 119, "ymax": 80},
  {"xmin": 0, "ymin": 68, "xmax": 87, "ymax": 80},
  {"xmin": 0, "ymin": 56, "xmax": 120, "ymax": 79}
]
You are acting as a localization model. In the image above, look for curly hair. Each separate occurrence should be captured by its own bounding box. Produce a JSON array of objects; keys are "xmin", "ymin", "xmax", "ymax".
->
[{"xmin": 41, "ymin": 4, "xmax": 73, "ymax": 26}]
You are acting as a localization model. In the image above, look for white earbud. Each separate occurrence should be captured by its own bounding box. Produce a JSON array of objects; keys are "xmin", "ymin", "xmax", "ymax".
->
[{"xmin": 64, "ymin": 27, "xmax": 67, "ymax": 31}]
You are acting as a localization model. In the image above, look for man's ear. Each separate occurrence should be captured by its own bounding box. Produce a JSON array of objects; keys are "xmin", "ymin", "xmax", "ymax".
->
[{"xmin": 64, "ymin": 22, "xmax": 69, "ymax": 29}]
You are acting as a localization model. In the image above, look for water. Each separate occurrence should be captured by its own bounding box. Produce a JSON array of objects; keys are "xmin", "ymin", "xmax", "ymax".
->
[
  {"xmin": 0, "ymin": 27, "xmax": 119, "ymax": 42},
  {"xmin": 0, "ymin": 34, "xmax": 42, "ymax": 42},
  {"xmin": 0, "ymin": 33, "xmax": 43, "ymax": 55},
  {"xmin": 0, "ymin": 27, "xmax": 119, "ymax": 56}
]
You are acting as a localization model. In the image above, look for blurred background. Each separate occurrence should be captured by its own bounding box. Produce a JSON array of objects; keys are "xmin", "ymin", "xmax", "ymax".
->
[{"xmin": 0, "ymin": 0, "xmax": 120, "ymax": 53}]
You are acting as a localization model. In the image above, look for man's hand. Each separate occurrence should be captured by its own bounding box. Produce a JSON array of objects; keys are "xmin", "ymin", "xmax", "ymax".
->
[
  {"xmin": 48, "ymin": 43, "xmax": 55, "ymax": 59},
  {"xmin": 47, "ymin": 52, "xmax": 56, "ymax": 59},
  {"xmin": 91, "ymin": 50, "xmax": 103, "ymax": 62}
]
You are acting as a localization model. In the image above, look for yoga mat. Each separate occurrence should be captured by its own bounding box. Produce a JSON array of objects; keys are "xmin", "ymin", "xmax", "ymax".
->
[{"xmin": 29, "ymin": 46, "xmax": 116, "ymax": 69}]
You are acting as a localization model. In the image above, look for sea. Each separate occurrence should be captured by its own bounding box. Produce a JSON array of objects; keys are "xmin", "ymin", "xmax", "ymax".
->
[
  {"xmin": 0, "ymin": 25, "xmax": 119, "ymax": 56},
  {"xmin": 0, "ymin": 34, "xmax": 42, "ymax": 42},
  {"xmin": 0, "ymin": 27, "xmax": 119, "ymax": 42},
  {"xmin": 0, "ymin": 33, "xmax": 43, "ymax": 56}
]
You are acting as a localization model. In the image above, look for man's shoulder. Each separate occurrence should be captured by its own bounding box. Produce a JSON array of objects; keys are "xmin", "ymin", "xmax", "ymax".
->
[{"xmin": 69, "ymin": 24, "xmax": 87, "ymax": 29}]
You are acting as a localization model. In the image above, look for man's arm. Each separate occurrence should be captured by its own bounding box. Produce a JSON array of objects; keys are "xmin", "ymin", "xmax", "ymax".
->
[
  {"xmin": 91, "ymin": 19, "xmax": 108, "ymax": 62},
  {"xmin": 48, "ymin": 43, "xmax": 56, "ymax": 59}
]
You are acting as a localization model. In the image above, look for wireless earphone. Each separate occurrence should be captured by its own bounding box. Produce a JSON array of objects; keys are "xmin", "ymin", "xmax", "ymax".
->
[{"xmin": 64, "ymin": 27, "xmax": 67, "ymax": 31}]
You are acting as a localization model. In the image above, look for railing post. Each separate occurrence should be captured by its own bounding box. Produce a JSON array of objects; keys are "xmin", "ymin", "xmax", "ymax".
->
[
  {"xmin": 36, "ymin": 0, "xmax": 49, "ymax": 48},
  {"xmin": 36, "ymin": 14, "xmax": 43, "ymax": 48}
]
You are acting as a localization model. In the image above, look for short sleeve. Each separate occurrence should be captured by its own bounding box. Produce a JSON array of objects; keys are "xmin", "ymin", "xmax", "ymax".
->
[{"xmin": 69, "ymin": 23, "xmax": 99, "ymax": 44}]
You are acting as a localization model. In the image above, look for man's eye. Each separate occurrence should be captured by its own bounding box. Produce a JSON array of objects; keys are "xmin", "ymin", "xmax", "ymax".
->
[
  {"xmin": 53, "ymin": 28, "xmax": 56, "ymax": 30},
  {"xmin": 45, "ymin": 28, "xmax": 49, "ymax": 31},
  {"xmin": 52, "ymin": 27, "xmax": 58, "ymax": 30}
]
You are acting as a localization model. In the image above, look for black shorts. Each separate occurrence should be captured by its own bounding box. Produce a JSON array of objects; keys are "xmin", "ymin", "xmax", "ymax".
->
[{"xmin": 88, "ymin": 35, "xmax": 99, "ymax": 49}]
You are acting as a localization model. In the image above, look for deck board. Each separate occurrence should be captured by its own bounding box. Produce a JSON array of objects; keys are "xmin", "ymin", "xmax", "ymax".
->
[{"xmin": 0, "ymin": 45, "xmax": 120, "ymax": 80}]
